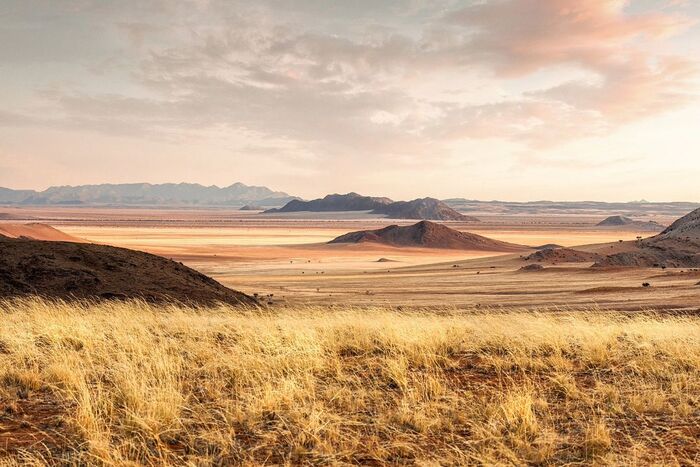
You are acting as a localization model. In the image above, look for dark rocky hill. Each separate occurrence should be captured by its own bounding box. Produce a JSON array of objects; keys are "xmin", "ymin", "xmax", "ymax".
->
[
  {"xmin": 0, "ymin": 237, "xmax": 256, "ymax": 306},
  {"xmin": 265, "ymin": 193, "xmax": 392, "ymax": 213},
  {"xmin": 596, "ymin": 215, "xmax": 664, "ymax": 231},
  {"xmin": 267, "ymin": 194, "xmax": 479, "ymax": 221},
  {"xmin": 597, "ymin": 216, "xmax": 635, "ymax": 226},
  {"xmin": 594, "ymin": 208, "xmax": 700, "ymax": 268},
  {"xmin": 372, "ymin": 198, "xmax": 478, "ymax": 221},
  {"xmin": 524, "ymin": 248, "xmax": 602, "ymax": 264},
  {"xmin": 329, "ymin": 221, "xmax": 524, "ymax": 251}
]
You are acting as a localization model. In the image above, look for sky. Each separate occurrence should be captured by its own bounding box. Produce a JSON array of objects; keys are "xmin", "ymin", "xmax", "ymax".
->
[{"xmin": 1, "ymin": 0, "xmax": 699, "ymax": 201}]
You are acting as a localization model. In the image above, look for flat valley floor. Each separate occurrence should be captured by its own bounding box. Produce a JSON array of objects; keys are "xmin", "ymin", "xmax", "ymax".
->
[{"xmin": 3, "ymin": 206, "xmax": 698, "ymax": 311}]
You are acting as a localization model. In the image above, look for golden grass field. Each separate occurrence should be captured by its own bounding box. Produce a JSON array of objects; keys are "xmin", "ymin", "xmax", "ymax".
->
[
  {"xmin": 1, "ymin": 208, "xmax": 698, "ymax": 464},
  {"xmin": 1, "ymin": 299, "xmax": 699, "ymax": 465}
]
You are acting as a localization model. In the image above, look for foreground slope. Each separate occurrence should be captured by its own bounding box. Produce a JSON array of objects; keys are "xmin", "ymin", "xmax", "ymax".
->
[
  {"xmin": 0, "ymin": 237, "xmax": 255, "ymax": 306},
  {"xmin": 1, "ymin": 302, "xmax": 698, "ymax": 465},
  {"xmin": 329, "ymin": 220, "xmax": 525, "ymax": 251}
]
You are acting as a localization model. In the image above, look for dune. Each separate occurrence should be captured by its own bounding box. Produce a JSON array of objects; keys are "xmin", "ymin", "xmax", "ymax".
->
[{"xmin": 0, "ymin": 223, "xmax": 86, "ymax": 242}]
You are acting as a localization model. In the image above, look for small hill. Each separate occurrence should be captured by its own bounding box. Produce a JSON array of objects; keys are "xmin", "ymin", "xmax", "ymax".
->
[
  {"xmin": 594, "ymin": 208, "xmax": 700, "ymax": 268},
  {"xmin": 373, "ymin": 198, "xmax": 478, "ymax": 221},
  {"xmin": 0, "ymin": 223, "xmax": 85, "ymax": 243},
  {"xmin": 0, "ymin": 237, "xmax": 256, "ymax": 306},
  {"xmin": 329, "ymin": 221, "xmax": 525, "ymax": 251},
  {"xmin": 266, "ymin": 193, "xmax": 393, "ymax": 213},
  {"xmin": 534, "ymin": 244, "xmax": 564, "ymax": 250},
  {"xmin": 239, "ymin": 205, "xmax": 263, "ymax": 211},
  {"xmin": 525, "ymin": 248, "xmax": 602, "ymax": 264},
  {"xmin": 597, "ymin": 216, "xmax": 635, "ymax": 226},
  {"xmin": 596, "ymin": 215, "xmax": 664, "ymax": 231},
  {"xmin": 520, "ymin": 264, "xmax": 544, "ymax": 272}
]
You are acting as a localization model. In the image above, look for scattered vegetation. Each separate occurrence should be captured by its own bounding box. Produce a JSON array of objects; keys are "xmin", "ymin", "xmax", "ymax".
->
[{"xmin": 1, "ymin": 298, "xmax": 699, "ymax": 465}]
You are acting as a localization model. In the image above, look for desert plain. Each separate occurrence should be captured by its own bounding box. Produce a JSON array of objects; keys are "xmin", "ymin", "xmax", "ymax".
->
[
  {"xmin": 2, "ymin": 206, "xmax": 695, "ymax": 311},
  {"xmin": 2, "ymin": 205, "xmax": 700, "ymax": 465}
]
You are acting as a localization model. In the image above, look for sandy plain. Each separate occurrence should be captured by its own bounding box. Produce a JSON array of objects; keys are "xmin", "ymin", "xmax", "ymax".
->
[{"xmin": 2, "ymin": 206, "xmax": 694, "ymax": 312}]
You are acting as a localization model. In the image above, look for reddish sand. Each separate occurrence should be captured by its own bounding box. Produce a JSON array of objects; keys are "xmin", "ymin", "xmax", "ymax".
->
[{"xmin": 0, "ymin": 223, "xmax": 86, "ymax": 243}]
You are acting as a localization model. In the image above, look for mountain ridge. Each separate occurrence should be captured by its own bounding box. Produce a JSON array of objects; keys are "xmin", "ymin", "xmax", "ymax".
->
[
  {"xmin": 266, "ymin": 192, "xmax": 392, "ymax": 213},
  {"xmin": 0, "ymin": 182, "xmax": 296, "ymax": 207},
  {"xmin": 267, "ymin": 193, "xmax": 476, "ymax": 221}
]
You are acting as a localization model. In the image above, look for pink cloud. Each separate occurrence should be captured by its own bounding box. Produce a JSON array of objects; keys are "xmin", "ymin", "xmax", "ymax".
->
[
  {"xmin": 446, "ymin": 0, "xmax": 695, "ymax": 75},
  {"xmin": 533, "ymin": 54, "xmax": 697, "ymax": 123}
]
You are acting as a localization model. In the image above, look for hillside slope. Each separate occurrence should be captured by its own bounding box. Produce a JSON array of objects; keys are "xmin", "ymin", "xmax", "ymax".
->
[
  {"xmin": 0, "ymin": 237, "xmax": 256, "ymax": 306},
  {"xmin": 329, "ymin": 221, "xmax": 524, "ymax": 251},
  {"xmin": 595, "ymin": 208, "xmax": 700, "ymax": 268}
]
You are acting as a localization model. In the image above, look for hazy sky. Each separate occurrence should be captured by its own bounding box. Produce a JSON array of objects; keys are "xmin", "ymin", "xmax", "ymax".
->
[{"xmin": 1, "ymin": 0, "xmax": 699, "ymax": 201}]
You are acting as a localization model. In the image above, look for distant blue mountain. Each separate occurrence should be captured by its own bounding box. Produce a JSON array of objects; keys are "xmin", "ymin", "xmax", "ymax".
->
[{"xmin": 0, "ymin": 182, "xmax": 297, "ymax": 207}]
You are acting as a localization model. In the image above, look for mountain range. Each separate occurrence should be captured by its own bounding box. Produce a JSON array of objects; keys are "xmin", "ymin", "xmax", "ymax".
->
[
  {"xmin": 265, "ymin": 193, "xmax": 476, "ymax": 221},
  {"xmin": 444, "ymin": 199, "xmax": 699, "ymax": 216},
  {"xmin": 0, "ymin": 183, "xmax": 296, "ymax": 207},
  {"xmin": 2, "ymin": 184, "xmax": 697, "ymax": 216}
]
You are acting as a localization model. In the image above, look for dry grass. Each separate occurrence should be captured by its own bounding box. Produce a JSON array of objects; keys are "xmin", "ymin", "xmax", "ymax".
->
[{"xmin": 0, "ymin": 298, "xmax": 699, "ymax": 465}]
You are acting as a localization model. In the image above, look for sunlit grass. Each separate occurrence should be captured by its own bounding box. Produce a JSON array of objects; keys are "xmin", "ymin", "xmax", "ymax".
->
[{"xmin": 1, "ymin": 298, "xmax": 699, "ymax": 465}]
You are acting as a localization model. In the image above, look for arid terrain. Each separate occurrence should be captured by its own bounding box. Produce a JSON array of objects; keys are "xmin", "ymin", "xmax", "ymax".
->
[
  {"xmin": 1, "ymin": 206, "xmax": 699, "ymax": 465},
  {"xmin": 2, "ymin": 206, "xmax": 693, "ymax": 312},
  {"xmin": 1, "ymin": 300, "xmax": 699, "ymax": 465},
  {"xmin": 4, "ymin": 0, "xmax": 700, "ymax": 463}
]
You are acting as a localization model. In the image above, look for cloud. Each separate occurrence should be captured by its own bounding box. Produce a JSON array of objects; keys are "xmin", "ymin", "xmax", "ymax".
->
[
  {"xmin": 443, "ymin": 0, "xmax": 694, "ymax": 75},
  {"xmin": 532, "ymin": 54, "xmax": 697, "ymax": 123},
  {"xmin": 0, "ymin": 0, "xmax": 697, "ymax": 173}
]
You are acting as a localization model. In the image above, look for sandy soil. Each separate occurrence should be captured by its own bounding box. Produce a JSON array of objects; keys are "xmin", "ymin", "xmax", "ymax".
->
[
  {"xmin": 0, "ymin": 223, "xmax": 86, "ymax": 242},
  {"xmin": 4, "ymin": 207, "xmax": 698, "ymax": 311}
]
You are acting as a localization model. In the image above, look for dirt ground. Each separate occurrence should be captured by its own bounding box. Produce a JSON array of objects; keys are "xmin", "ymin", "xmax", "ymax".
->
[{"xmin": 3, "ymin": 207, "xmax": 698, "ymax": 311}]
